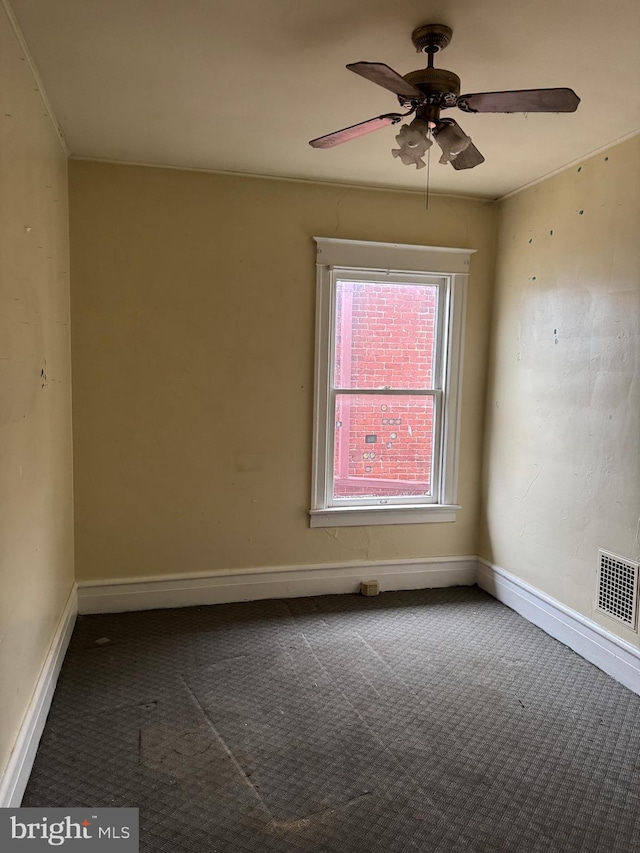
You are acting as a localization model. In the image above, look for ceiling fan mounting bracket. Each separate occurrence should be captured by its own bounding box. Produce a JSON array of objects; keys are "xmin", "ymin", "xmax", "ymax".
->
[{"xmin": 411, "ymin": 24, "xmax": 453, "ymax": 54}]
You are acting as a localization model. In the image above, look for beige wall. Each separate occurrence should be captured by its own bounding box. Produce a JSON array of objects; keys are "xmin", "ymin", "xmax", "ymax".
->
[
  {"xmin": 481, "ymin": 135, "xmax": 640, "ymax": 644},
  {"xmin": 0, "ymin": 4, "xmax": 74, "ymax": 779},
  {"xmin": 69, "ymin": 161, "xmax": 497, "ymax": 581}
]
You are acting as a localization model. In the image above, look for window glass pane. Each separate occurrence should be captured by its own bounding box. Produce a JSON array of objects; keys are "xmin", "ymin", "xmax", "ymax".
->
[
  {"xmin": 333, "ymin": 394, "xmax": 435, "ymax": 499},
  {"xmin": 334, "ymin": 281, "xmax": 438, "ymax": 390}
]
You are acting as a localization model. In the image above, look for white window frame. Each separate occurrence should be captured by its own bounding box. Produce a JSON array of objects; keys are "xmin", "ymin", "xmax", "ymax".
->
[{"xmin": 310, "ymin": 237, "xmax": 473, "ymax": 528}]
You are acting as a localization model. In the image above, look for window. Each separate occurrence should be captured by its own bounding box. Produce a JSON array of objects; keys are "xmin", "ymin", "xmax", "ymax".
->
[{"xmin": 310, "ymin": 238, "xmax": 472, "ymax": 527}]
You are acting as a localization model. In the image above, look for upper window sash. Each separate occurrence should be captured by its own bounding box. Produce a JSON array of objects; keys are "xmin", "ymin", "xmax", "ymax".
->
[{"xmin": 329, "ymin": 270, "xmax": 447, "ymax": 395}]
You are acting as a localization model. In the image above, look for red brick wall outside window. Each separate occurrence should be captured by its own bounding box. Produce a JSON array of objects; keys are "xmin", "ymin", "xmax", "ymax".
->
[{"xmin": 333, "ymin": 280, "xmax": 438, "ymax": 499}]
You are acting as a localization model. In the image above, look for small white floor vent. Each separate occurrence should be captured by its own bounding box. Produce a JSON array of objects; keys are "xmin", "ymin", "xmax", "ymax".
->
[{"xmin": 596, "ymin": 549, "xmax": 639, "ymax": 630}]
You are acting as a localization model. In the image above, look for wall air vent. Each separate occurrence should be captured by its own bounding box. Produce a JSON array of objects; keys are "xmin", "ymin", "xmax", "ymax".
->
[{"xmin": 596, "ymin": 549, "xmax": 639, "ymax": 630}]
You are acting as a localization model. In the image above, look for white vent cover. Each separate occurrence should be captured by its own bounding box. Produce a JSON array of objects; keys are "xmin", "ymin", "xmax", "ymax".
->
[{"xmin": 596, "ymin": 549, "xmax": 639, "ymax": 630}]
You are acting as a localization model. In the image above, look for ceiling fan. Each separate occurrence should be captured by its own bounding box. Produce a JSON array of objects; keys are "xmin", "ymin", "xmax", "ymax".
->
[{"xmin": 309, "ymin": 24, "xmax": 580, "ymax": 170}]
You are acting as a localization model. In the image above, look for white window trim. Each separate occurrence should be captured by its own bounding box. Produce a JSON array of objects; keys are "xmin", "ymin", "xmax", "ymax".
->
[{"xmin": 310, "ymin": 237, "xmax": 473, "ymax": 528}]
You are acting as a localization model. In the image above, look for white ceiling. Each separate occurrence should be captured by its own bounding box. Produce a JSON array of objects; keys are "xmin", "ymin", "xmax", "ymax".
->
[{"xmin": 10, "ymin": 0, "xmax": 640, "ymax": 198}]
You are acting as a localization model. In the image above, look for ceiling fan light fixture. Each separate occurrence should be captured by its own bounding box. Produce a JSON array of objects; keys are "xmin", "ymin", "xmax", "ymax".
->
[
  {"xmin": 391, "ymin": 118, "xmax": 432, "ymax": 169},
  {"xmin": 434, "ymin": 121, "xmax": 472, "ymax": 164}
]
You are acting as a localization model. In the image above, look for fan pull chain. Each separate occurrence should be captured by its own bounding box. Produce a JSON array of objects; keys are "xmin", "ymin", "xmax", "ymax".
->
[{"xmin": 425, "ymin": 129, "xmax": 432, "ymax": 211}]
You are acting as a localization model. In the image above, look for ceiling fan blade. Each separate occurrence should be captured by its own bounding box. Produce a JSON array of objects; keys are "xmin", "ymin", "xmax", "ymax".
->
[
  {"xmin": 309, "ymin": 114, "xmax": 405, "ymax": 149},
  {"xmin": 458, "ymin": 88, "xmax": 580, "ymax": 113},
  {"xmin": 346, "ymin": 62, "xmax": 424, "ymax": 100}
]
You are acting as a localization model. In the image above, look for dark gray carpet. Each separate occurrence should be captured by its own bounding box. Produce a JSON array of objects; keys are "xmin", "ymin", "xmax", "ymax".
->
[{"xmin": 23, "ymin": 586, "xmax": 640, "ymax": 852}]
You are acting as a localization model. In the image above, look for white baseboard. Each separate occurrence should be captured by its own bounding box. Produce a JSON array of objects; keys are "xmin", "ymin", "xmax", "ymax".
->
[
  {"xmin": 77, "ymin": 556, "xmax": 478, "ymax": 615},
  {"xmin": 477, "ymin": 559, "xmax": 640, "ymax": 697},
  {"xmin": 0, "ymin": 585, "xmax": 78, "ymax": 807},
  {"xmin": 4, "ymin": 558, "xmax": 640, "ymax": 809}
]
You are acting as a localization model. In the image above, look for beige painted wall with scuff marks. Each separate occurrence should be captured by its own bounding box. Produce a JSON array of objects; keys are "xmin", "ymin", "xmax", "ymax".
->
[
  {"xmin": 480, "ymin": 134, "xmax": 640, "ymax": 645},
  {"xmin": 0, "ymin": 4, "xmax": 74, "ymax": 778},
  {"xmin": 69, "ymin": 161, "xmax": 496, "ymax": 581}
]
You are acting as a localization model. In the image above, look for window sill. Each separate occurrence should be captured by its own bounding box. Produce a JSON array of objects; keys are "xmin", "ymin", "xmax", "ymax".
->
[{"xmin": 308, "ymin": 505, "xmax": 460, "ymax": 528}]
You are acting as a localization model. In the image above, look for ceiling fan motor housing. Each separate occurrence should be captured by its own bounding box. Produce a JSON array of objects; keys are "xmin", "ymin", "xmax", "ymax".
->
[
  {"xmin": 400, "ymin": 23, "xmax": 459, "ymax": 110},
  {"xmin": 403, "ymin": 68, "xmax": 461, "ymax": 99}
]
